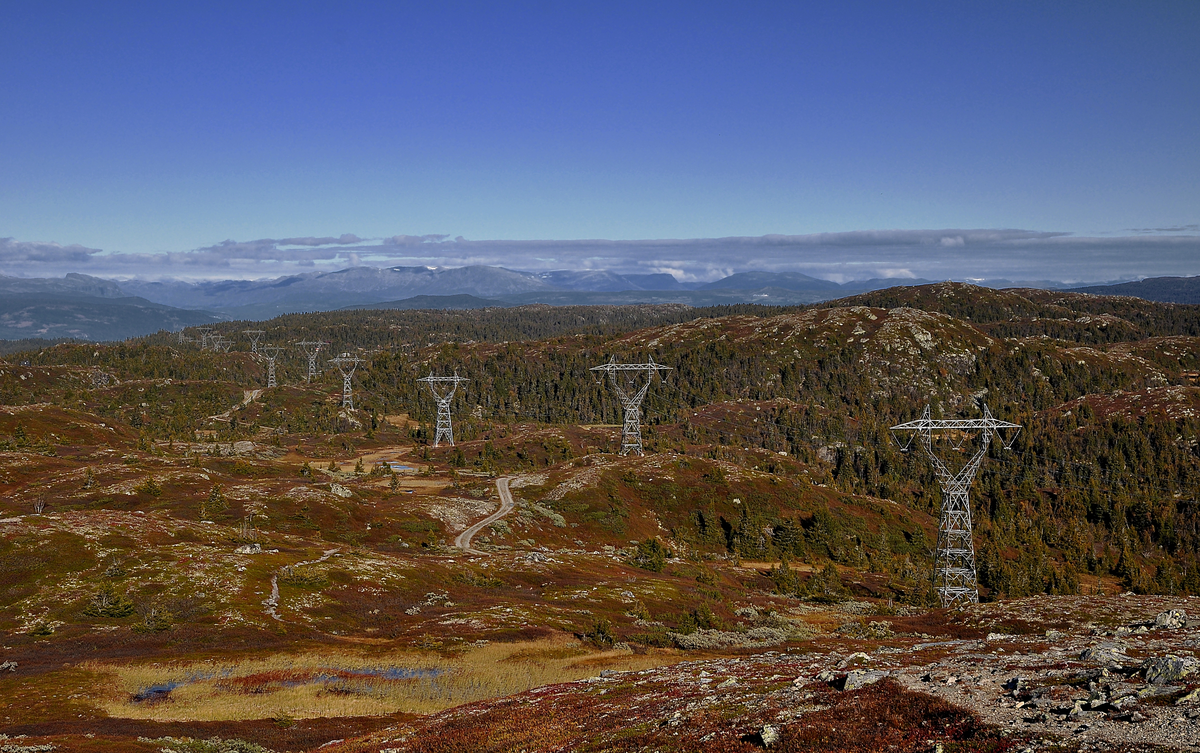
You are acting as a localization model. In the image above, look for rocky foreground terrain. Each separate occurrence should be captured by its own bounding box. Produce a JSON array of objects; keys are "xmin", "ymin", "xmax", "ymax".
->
[{"xmin": 318, "ymin": 595, "xmax": 1198, "ymax": 753}]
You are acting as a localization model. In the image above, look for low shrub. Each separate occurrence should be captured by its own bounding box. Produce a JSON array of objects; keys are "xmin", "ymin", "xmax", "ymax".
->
[
  {"xmin": 133, "ymin": 604, "xmax": 173, "ymax": 633},
  {"xmin": 583, "ymin": 618, "xmax": 616, "ymax": 649},
  {"xmin": 135, "ymin": 476, "xmax": 163, "ymax": 497},
  {"xmin": 803, "ymin": 563, "xmax": 849, "ymax": 604},
  {"xmin": 669, "ymin": 626, "xmax": 790, "ymax": 650},
  {"xmin": 279, "ymin": 566, "xmax": 330, "ymax": 588},
  {"xmin": 83, "ymin": 583, "xmax": 135, "ymax": 618},
  {"xmin": 628, "ymin": 629, "xmax": 673, "ymax": 647},
  {"xmin": 452, "ymin": 569, "xmax": 505, "ymax": 588},
  {"xmin": 836, "ymin": 618, "xmax": 895, "ymax": 639},
  {"xmin": 631, "ymin": 538, "xmax": 671, "ymax": 572},
  {"xmin": 143, "ymin": 737, "xmax": 274, "ymax": 753},
  {"xmin": 671, "ymin": 603, "xmax": 725, "ymax": 635}
]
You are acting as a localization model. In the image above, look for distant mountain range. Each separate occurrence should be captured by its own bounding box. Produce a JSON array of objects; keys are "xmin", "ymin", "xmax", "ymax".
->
[
  {"xmin": 114, "ymin": 266, "xmax": 916, "ymax": 319},
  {"xmin": 1071, "ymin": 275, "xmax": 1200, "ymax": 304},
  {"xmin": 117, "ymin": 265, "xmax": 558, "ymax": 319},
  {"xmin": 1, "ymin": 268, "xmax": 1196, "ymax": 341},
  {"xmin": 0, "ymin": 293, "xmax": 221, "ymax": 341}
]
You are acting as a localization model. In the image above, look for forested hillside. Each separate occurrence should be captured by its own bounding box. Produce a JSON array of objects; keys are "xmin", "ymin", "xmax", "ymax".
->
[{"xmin": 3, "ymin": 284, "xmax": 1199, "ymax": 604}]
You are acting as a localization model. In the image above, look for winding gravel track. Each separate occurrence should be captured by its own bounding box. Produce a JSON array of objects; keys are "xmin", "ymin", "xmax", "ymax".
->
[
  {"xmin": 207, "ymin": 389, "xmax": 262, "ymax": 423},
  {"xmin": 455, "ymin": 476, "xmax": 515, "ymax": 555},
  {"xmin": 263, "ymin": 547, "xmax": 341, "ymax": 621}
]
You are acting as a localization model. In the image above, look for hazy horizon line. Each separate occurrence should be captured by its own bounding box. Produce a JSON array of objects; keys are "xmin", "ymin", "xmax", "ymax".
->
[{"xmin": 2, "ymin": 227, "xmax": 1198, "ymax": 285}]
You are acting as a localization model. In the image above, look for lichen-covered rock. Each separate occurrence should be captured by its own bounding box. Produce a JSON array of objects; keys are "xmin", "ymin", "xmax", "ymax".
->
[
  {"xmin": 1154, "ymin": 609, "xmax": 1188, "ymax": 630},
  {"xmin": 837, "ymin": 652, "xmax": 872, "ymax": 669},
  {"xmin": 759, "ymin": 724, "xmax": 780, "ymax": 747},
  {"xmin": 1067, "ymin": 700, "xmax": 1087, "ymax": 720},
  {"xmin": 330, "ymin": 483, "xmax": 353, "ymax": 498},
  {"xmin": 1080, "ymin": 645, "xmax": 1131, "ymax": 665},
  {"xmin": 840, "ymin": 669, "xmax": 888, "ymax": 691},
  {"xmin": 1143, "ymin": 655, "xmax": 1198, "ymax": 685}
]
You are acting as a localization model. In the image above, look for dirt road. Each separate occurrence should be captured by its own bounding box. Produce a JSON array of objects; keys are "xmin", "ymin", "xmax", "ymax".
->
[
  {"xmin": 454, "ymin": 476, "xmax": 515, "ymax": 555},
  {"xmin": 207, "ymin": 389, "xmax": 261, "ymax": 422}
]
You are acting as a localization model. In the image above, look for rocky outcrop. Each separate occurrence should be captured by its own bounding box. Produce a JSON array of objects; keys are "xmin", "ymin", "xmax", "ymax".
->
[
  {"xmin": 1143, "ymin": 655, "xmax": 1198, "ymax": 685},
  {"xmin": 1154, "ymin": 609, "xmax": 1188, "ymax": 630}
]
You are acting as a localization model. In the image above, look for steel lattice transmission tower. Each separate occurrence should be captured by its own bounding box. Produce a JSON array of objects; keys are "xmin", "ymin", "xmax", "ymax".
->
[
  {"xmin": 260, "ymin": 345, "xmax": 284, "ymax": 388},
  {"xmin": 210, "ymin": 336, "xmax": 233, "ymax": 353},
  {"xmin": 197, "ymin": 327, "xmax": 213, "ymax": 350},
  {"xmin": 295, "ymin": 341, "xmax": 325, "ymax": 383},
  {"xmin": 891, "ymin": 404, "xmax": 1021, "ymax": 608},
  {"xmin": 243, "ymin": 330, "xmax": 265, "ymax": 355},
  {"xmin": 590, "ymin": 356, "xmax": 672, "ymax": 456},
  {"xmin": 418, "ymin": 373, "xmax": 467, "ymax": 447},
  {"xmin": 329, "ymin": 353, "xmax": 363, "ymax": 410}
]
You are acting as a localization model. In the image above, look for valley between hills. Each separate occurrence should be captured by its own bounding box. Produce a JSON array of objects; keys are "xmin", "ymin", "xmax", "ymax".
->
[{"xmin": 0, "ymin": 282, "xmax": 1198, "ymax": 753}]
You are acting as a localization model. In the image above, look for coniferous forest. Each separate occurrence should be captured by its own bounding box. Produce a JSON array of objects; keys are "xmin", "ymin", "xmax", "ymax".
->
[{"xmin": 4, "ymin": 283, "xmax": 1198, "ymax": 602}]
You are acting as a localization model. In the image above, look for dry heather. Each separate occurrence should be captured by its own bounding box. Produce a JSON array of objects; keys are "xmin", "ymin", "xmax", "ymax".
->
[{"xmin": 86, "ymin": 636, "xmax": 670, "ymax": 721}]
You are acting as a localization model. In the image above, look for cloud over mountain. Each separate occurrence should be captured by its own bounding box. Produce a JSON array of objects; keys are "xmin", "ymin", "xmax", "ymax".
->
[
  {"xmin": 1, "ymin": 229, "xmax": 1197, "ymax": 284},
  {"xmin": 0, "ymin": 238, "xmax": 101, "ymax": 264}
]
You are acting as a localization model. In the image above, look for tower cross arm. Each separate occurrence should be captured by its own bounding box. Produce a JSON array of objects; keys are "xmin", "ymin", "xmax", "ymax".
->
[
  {"xmin": 889, "ymin": 417, "xmax": 1021, "ymax": 431},
  {"xmin": 418, "ymin": 373, "xmax": 468, "ymax": 400},
  {"xmin": 589, "ymin": 361, "xmax": 673, "ymax": 374}
]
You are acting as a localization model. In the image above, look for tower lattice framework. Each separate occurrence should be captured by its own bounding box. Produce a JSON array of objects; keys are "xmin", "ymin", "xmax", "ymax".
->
[
  {"xmin": 891, "ymin": 404, "xmax": 1021, "ymax": 608},
  {"xmin": 418, "ymin": 374, "xmax": 467, "ymax": 447},
  {"xmin": 260, "ymin": 345, "xmax": 283, "ymax": 388},
  {"xmin": 295, "ymin": 341, "xmax": 325, "ymax": 383},
  {"xmin": 329, "ymin": 353, "xmax": 363, "ymax": 410},
  {"xmin": 243, "ymin": 330, "xmax": 264, "ymax": 355},
  {"xmin": 590, "ymin": 356, "xmax": 671, "ymax": 456}
]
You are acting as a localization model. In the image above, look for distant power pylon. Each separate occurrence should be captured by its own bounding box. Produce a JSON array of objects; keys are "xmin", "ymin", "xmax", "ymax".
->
[
  {"xmin": 590, "ymin": 356, "xmax": 672, "ymax": 456},
  {"xmin": 210, "ymin": 336, "xmax": 233, "ymax": 353},
  {"xmin": 243, "ymin": 330, "xmax": 265, "ymax": 355},
  {"xmin": 260, "ymin": 345, "xmax": 284, "ymax": 388},
  {"xmin": 197, "ymin": 327, "xmax": 213, "ymax": 350},
  {"xmin": 295, "ymin": 341, "xmax": 325, "ymax": 383},
  {"xmin": 418, "ymin": 373, "xmax": 468, "ymax": 447},
  {"xmin": 329, "ymin": 353, "xmax": 363, "ymax": 410},
  {"xmin": 890, "ymin": 404, "xmax": 1021, "ymax": 608}
]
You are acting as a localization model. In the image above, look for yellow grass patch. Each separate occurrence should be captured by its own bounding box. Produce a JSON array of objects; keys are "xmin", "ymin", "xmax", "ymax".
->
[{"xmin": 85, "ymin": 635, "xmax": 675, "ymax": 722}]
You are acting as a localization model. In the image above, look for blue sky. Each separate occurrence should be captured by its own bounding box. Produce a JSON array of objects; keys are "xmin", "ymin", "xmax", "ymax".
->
[{"xmin": 1, "ymin": 2, "xmax": 1198, "ymax": 280}]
